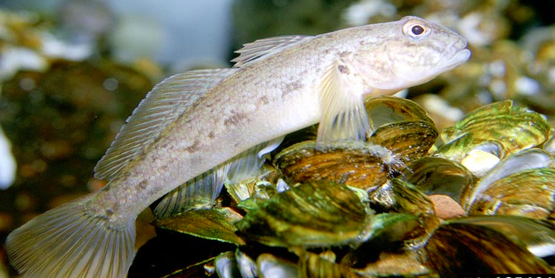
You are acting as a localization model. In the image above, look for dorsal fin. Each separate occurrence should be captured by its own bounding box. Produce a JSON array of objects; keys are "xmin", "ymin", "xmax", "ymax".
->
[
  {"xmin": 94, "ymin": 69, "xmax": 238, "ymax": 181},
  {"xmin": 231, "ymin": 35, "xmax": 313, "ymax": 68}
]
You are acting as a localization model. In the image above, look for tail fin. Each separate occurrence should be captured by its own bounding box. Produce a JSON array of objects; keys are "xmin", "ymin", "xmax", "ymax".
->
[{"xmin": 5, "ymin": 193, "xmax": 136, "ymax": 278}]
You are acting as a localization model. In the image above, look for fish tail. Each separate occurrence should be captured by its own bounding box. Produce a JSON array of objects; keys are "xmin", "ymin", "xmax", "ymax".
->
[{"xmin": 5, "ymin": 193, "xmax": 136, "ymax": 278}]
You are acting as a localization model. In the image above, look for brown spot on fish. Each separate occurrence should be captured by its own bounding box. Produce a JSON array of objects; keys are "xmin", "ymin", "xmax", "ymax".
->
[
  {"xmin": 189, "ymin": 155, "xmax": 205, "ymax": 168},
  {"xmin": 259, "ymin": 95, "xmax": 270, "ymax": 105},
  {"xmin": 207, "ymin": 131, "xmax": 215, "ymax": 139},
  {"xmin": 285, "ymin": 81, "xmax": 302, "ymax": 91},
  {"xmin": 338, "ymin": 65, "xmax": 349, "ymax": 74},
  {"xmin": 224, "ymin": 112, "xmax": 248, "ymax": 126},
  {"xmin": 339, "ymin": 51, "xmax": 352, "ymax": 58},
  {"xmin": 184, "ymin": 140, "xmax": 201, "ymax": 153},
  {"xmin": 282, "ymin": 81, "xmax": 303, "ymax": 98},
  {"xmin": 138, "ymin": 180, "xmax": 148, "ymax": 190}
]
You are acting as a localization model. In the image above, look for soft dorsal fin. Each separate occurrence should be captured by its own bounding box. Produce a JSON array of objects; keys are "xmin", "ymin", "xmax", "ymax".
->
[
  {"xmin": 232, "ymin": 35, "xmax": 313, "ymax": 68},
  {"xmin": 317, "ymin": 59, "xmax": 372, "ymax": 144},
  {"xmin": 94, "ymin": 69, "xmax": 238, "ymax": 181}
]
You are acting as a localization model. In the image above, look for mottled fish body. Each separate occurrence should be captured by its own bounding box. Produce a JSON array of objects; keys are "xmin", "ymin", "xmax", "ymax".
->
[{"xmin": 6, "ymin": 16, "xmax": 470, "ymax": 278}]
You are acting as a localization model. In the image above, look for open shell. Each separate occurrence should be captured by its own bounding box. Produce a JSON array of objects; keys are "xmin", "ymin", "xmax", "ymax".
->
[
  {"xmin": 274, "ymin": 96, "xmax": 438, "ymax": 191},
  {"xmin": 438, "ymin": 100, "xmax": 550, "ymax": 158},
  {"xmin": 147, "ymin": 99, "xmax": 555, "ymax": 277}
]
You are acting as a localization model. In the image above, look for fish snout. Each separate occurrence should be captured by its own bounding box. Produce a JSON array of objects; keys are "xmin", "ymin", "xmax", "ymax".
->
[{"xmin": 436, "ymin": 36, "xmax": 471, "ymax": 73}]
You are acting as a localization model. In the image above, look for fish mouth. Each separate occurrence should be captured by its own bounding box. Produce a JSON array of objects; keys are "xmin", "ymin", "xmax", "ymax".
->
[
  {"xmin": 434, "ymin": 42, "xmax": 471, "ymax": 74},
  {"xmin": 445, "ymin": 48, "xmax": 471, "ymax": 69}
]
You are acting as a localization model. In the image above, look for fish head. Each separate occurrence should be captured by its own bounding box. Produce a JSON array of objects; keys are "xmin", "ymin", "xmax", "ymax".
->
[{"xmin": 355, "ymin": 16, "xmax": 471, "ymax": 94}]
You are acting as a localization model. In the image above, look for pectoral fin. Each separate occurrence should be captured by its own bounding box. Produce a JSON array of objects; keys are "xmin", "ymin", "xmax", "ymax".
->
[{"xmin": 317, "ymin": 59, "xmax": 372, "ymax": 144}]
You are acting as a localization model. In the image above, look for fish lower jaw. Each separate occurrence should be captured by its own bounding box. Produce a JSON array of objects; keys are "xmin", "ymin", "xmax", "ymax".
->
[{"xmin": 435, "ymin": 48, "xmax": 471, "ymax": 74}]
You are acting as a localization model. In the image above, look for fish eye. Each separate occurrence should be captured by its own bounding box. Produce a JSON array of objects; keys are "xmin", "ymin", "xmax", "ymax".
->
[
  {"xmin": 403, "ymin": 20, "xmax": 430, "ymax": 40},
  {"xmin": 411, "ymin": 25, "xmax": 424, "ymax": 35}
]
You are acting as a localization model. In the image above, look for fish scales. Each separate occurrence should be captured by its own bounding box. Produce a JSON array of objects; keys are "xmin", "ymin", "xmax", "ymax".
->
[
  {"xmin": 5, "ymin": 16, "xmax": 470, "ymax": 278},
  {"xmin": 88, "ymin": 26, "xmax": 370, "ymax": 221}
]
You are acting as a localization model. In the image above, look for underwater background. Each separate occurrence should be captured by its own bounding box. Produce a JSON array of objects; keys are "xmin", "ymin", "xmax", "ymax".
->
[{"xmin": 2, "ymin": 0, "xmax": 555, "ymax": 277}]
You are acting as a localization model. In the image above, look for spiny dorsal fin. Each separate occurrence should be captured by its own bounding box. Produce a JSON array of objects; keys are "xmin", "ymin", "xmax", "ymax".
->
[
  {"xmin": 317, "ymin": 59, "xmax": 372, "ymax": 144},
  {"xmin": 232, "ymin": 35, "xmax": 313, "ymax": 68},
  {"xmin": 94, "ymin": 69, "xmax": 238, "ymax": 181}
]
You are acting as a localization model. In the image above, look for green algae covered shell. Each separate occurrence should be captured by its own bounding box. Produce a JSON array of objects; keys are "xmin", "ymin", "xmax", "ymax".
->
[
  {"xmin": 401, "ymin": 157, "xmax": 475, "ymax": 204},
  {"xmin": 274, "ymin": 141, "xmax": 393, "ymax": 190},
  {"xmin": 154, "ymin": 207, "xmax": 246, "ymax": 246},
  {"xmin": 424, "ymin": 221, "xmax": 553, "ymax": 276},
  {"xmin": 235, "ymin": 181, "xmax": 373, "ymax": 248},
  {"xmin": 468, "ymin": 167, "xmax": 555, "ymax": 220},
  {"xmin": 274, "ymin": 97, "xmax": 438, "ymax": 191},
  {"xmin": 439, "ymin": 100, "xmax": 550, "ymax": 157}
]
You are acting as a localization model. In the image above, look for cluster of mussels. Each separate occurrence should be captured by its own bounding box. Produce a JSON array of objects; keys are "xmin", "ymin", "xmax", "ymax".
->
[{"xmin": 148, "ymin": 96, "xmax": 555, "ymax": 277}]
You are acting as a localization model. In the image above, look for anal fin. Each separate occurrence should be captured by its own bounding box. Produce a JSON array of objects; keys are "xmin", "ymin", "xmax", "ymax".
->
[{"xmin": 153, "ymin": 138, "xmax": 284, "ymax": 219}]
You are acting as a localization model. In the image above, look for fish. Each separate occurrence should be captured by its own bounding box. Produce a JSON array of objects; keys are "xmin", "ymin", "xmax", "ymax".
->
[{"xmin": 5, "ymin": 16, "xmax": 470, "ymax": 278}]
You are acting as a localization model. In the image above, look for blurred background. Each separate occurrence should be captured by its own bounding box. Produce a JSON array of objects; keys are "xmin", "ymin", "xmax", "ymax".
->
[{"xmin": 0, "ymin": 0, "xmax": 555, "ymax": 276}]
